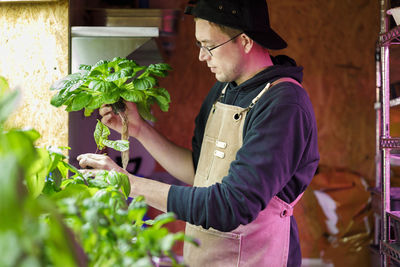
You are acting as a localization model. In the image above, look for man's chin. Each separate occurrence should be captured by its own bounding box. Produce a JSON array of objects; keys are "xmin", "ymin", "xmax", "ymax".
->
[
  {"xmin": 214, "ymin": 73, "xmax": 226, "ymax": 82},
  {"xmin": 215, "ymin": 75, "xmax": 232, "ymax": 83}
]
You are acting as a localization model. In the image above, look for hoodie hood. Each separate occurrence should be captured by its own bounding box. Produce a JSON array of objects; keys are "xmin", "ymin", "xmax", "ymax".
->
[
  {"xmin": 231, "ymin": 55, "xmax": 303, "ymax": 92},
  {"xmin": 221, "ymin": 55, "xmax": 303, "ymax": 106}
]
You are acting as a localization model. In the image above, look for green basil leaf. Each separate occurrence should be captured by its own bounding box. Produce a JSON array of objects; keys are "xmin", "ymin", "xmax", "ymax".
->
[
  {"xmin": 47, "ymin": 149, "xmax": 65, "ymax": 173},
  {"xmin": 1, "ymin": 129, "xmax": 40, "ymax": 171},
  {"xmin": 94, "ymin": 170, "xmax": 109, "ymax": 182},
  {"xmin": 136, "ymin": 102, "xmax": 156, "ymax": 122},
  {"xmin": 102, "ymin": 139, "xmax": 129, "ymax": 152},
  {"xmin": 86, "ymin": 96, "xmax": 103, "ymax": 110},
  {"xmin": 50, "ymin": 90, "xmax": 66, "ymax": 107},
  {"xmin": 151, "ymin": 212, "xmax": 176, "ymax": 229},
  {"xmin": 58, "ymin": 94, "xmax": 74, "ymax": 109},
  {"xmin": 120, "ymin": 173, "xmax": 131, "ymax": 198},
  {"xmin": 50, "ymin": 73, "xmax": 85, "ymax": 91},
  {"xmin": 102, "ymin": 89, "xmax": 120, "ymax": 104},
  {"xmin": 151, "ymin": 63, "xmax": 172, "ymax": 71},
  {"xmin": 79, "ymin": 64, "xmax": 91, "ymax": 71},
  {"xmin": 70, "ymin": 92, "xmax": 92, "ymax": 111},
  {"xmin": 0, "ymin": 90, "xmax": 19, "ymax": 124},
  {"xmin": 128, "ymin": 197, "xmax": 148, "ymax": 224},
  {"xmin": 51, "ymin": 168, "xmax": 63, "ymax": 189},
  {"xmin": 160, "ymin": 233, "xmax": 185, "ymax": 251},
  {"xmin": 94, "ymin": 120, "xmax": 110, "ymax": 150},
  {"xmin": 68, "ymin": 79, "xmax": 86, "ymax": 93},
  {"xmin": 120, "ymin": 89, "xmax": 145, "ymax": 103},
  {"xmin": 0, "ymin": 155, "xmax": 20, "ymax": 229},
  {"xmin": 123, "ymin": 82, "xmax": 134, "ymax": 91},
  {"xmin": 60, "ymin": 160, "xmax": 81, "ymax": 176},
  {"xmin": 106, "ymin": 170, "xmax": 121, "ymax": 187},
  {"xmin": 23, "ymin": 128, "xmax": 41, "ymax": 142},
  {"xmin": 106, "ymin": 67, "xmax": 133, "ymax": 82},
  {"xmin": 158, "ymin": 87, "xmax": 171, "ymax": 102},
  {"xmin": 51, "ymin": 81, "xmax": 86, "ymax": 109},
  {"xmin": 133, "ymin": 76, "xmax": 156, "ymax": 90},
  {"xmin": 90, "ymin": 60, "xmax": 109, "ymax": 75},
  {"xmin": 93, "ymin": 188, "xmax": 111, "ymax": 203},
  {"xmin": 147, "ymin": 88, "xmax": 170, "ymax": 112},
  {"xmin": 84, "ymin": 108, "xmax": 94, "ymax": 117},
  {"xmin": 88, "ymin": 178, "xmax": 109, "ymax": 189},
  {"xmin": 56, "ymin": 160, "xmax": 69, "ymax": 180},
  {"xmin": 88, "ymin": 70, "xmax": 103, "ymax": 77},
  {"xmin": 108, "ymin": 57, "xmax": 123, "ymax": 69},
  {"xmin": 147, "ymin": 63, "xmax": 171, "ymax": 77},
  {"xmin": 116, "ymin": 58, "xmax": 139, "ymax": 69},
  {"xmin": 155, "ymin": 95, "xmax": 170, "ymax": 112},
  {"xmin": 25, "ymin": 148, "xmax": 50, "ymax": 198},
  {"xmin": 65, "ymin": 103, "xmax": 73, "ymax": 112},
  {"xmin": 89, "ymin": 80, "xmax": 116, "ymax": 93},
  {"xmin": 51, "ymin": 183, "xmax": 93, "ymax": 202},
  {"xmin": 0, "ymin": 76, "xmax": 9, "ymax": 98}
]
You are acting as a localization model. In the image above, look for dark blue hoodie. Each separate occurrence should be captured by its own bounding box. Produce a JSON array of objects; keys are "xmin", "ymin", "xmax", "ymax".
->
[{"xmin": 167, "ymin": 55, "xmax": 320, "ymax": 267}]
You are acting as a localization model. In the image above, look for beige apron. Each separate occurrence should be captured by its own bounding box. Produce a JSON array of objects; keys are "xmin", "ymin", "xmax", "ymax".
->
[{"xmin": 184, "ymin": 78, "xmax": 304, "ymax": 267}]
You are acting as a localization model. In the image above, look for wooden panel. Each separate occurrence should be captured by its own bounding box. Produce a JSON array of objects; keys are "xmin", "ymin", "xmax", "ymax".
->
[
  {"xmin": 0, "ymin": 0, "xmax": 69, "ymax": 148},
  {"xmin": 268, "ymin": 0, "xmax": 379, "ymax": 182},
  {"xmin": 153, "ymin": 0, "xmax": 379, "ymax": 183},
  {"xmin": 149, "ymin": 1, "xmax": 380, "ymax": 262}
]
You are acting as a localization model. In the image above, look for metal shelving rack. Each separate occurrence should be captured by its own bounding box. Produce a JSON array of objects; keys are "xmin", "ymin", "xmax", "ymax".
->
[{"xmin": 376, "ymin": 0, "xmax": 400, "ymax": 266}]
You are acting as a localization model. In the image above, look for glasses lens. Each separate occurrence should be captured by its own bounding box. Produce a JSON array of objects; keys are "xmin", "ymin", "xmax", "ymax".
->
[{"xmin": 195, "ymin": 41, "xmax": 202, "ymax": 49}]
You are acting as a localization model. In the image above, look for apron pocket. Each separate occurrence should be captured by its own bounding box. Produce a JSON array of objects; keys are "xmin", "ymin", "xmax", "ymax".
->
[
  {"xmin": 195, "ymin": 135, "xmax": 215, "ymax": 183},
  {"xmin": 184, "ymin": 223, "xmax": 242, "ymax": 267}
]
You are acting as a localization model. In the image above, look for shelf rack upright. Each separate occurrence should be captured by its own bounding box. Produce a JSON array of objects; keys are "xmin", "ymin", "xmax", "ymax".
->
[{"xmin": 376, "ymin": 0, "xmax": 400, "ymax": 266}]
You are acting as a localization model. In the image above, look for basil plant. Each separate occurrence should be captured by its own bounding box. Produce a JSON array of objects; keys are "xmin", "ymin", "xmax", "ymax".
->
[{"xmin": 50, "ymin": 57, "xmax": 172, "ymax": 169}]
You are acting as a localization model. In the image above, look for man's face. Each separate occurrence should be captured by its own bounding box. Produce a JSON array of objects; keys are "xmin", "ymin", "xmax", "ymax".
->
[{"xmin": 195, "ymin": 19, "xmax": 245, "ymax": 84}]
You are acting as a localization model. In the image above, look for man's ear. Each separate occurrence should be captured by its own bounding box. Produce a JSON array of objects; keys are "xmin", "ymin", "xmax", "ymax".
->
[{"xmin": 241, "ymin": 34, "xmax": 254, "ymax": 53}]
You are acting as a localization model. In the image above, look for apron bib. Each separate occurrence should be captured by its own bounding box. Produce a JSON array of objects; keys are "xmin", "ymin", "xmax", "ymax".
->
[{"xmin": 184, "ymin": 78, "xmax": 303, "ymax": 267}]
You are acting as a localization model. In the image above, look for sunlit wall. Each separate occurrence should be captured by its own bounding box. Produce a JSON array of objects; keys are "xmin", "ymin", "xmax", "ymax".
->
[{"xmin": 0, "ymin": 0, "xmax": 69, "ymax": 148}]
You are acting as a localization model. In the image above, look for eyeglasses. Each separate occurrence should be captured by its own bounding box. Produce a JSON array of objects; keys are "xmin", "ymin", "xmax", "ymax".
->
[{"xmin": 196, "ymin": 32, "xmax": 243, "ymax": 57}]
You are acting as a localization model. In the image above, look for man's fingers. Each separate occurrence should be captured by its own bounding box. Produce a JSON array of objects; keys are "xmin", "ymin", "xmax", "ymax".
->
[
  {"xmin": 77, "ymin": 153, "xmax": 100, "ymax": 168},
  {"xmin": 99, "ymin": 105, "xmax": 113, "ymax": 117},
  {"xmin": 77, "ymin": 153, "xmax": 114, "ymax": 171}
]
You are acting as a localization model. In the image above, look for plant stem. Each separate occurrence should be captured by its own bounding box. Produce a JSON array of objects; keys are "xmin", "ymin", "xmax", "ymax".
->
[{"xmin": 119, "ymin": 112, "xmax": 129, "ymax": 170}]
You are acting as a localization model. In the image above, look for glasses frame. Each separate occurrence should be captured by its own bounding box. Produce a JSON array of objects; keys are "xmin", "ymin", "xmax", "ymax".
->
[{"xmin": 196, "ymin": 32, "xmax": 244, "ymax": 57}]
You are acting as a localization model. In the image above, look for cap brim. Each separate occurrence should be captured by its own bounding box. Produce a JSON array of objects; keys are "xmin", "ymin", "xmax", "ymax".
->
[{"xmin": 245, "ymin": 29, "xmax": 287, "ymax": 50}]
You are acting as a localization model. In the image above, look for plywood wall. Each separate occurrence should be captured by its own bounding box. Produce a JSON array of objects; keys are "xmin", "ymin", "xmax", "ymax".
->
[
  {"xmin": 150, "ymin": 0, "xmax": 380, "ymax": 263},
  {"xmin": 153, "ymin": 0, "xmax": 379, "ymax": 183},
  {"xmin": 0, "ymin": 0, "xmax": 69, "ymax": 148},
  {"xmin": 0, "ymin": 0, "xmax": 381, "ymax": 263}
]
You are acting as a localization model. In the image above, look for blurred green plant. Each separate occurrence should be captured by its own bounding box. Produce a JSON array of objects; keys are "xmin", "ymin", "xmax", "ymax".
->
[
  {"xmin": 0, "ymin": 77, "xmax": 79, "ymax": 267},
  {"xmin": 0, "ymin": 76, "xmax": 196, "ymax": 267}
]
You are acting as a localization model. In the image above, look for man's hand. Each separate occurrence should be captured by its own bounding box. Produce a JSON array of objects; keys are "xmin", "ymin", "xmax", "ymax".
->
[
  {"xmin": 77, "ymin": 153, "xmax": 128, "ymax": 176},
  {"xmin": 99, "ymin": 101, "xmax": 144, "ymax": 138}
]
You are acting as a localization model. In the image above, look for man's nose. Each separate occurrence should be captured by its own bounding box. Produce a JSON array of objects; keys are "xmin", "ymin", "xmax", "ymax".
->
[{"xmin": 198, "ymin": 48, "xmax": 211, "ymax": 62}]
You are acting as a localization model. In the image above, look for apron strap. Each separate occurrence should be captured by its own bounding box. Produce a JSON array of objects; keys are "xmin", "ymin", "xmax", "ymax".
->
[
  {"xmin": 214, "ymin": 77, "xmax": 302, "ymax": 115},
  {"xmin": 290, "ymin": 192, "xmax": 304, "ymax": 207},
  {"xmin": 241, "ymin": 77, "xmax": 303, "ymax": 114},
  {"xmin": 280, "ymin": 192, "xmax": 305, "ymax": 217}
]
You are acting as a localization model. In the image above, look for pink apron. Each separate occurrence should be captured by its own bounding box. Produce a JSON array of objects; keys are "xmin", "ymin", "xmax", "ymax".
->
[{"xmin": 184, "ymin": 78, "xmax": 303, "ymax": 267}]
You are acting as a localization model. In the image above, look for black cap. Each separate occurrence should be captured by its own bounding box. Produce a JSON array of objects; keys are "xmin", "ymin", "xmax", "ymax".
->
[{"xmin": 184, "ymin": 0, "xmax": 287, "ymax": 50}]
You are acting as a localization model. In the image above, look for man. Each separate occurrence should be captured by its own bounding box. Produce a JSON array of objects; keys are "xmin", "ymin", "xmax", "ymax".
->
[{"xmin": 77, "ymin": 0, "xmax": 319, "ymax": 266}]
